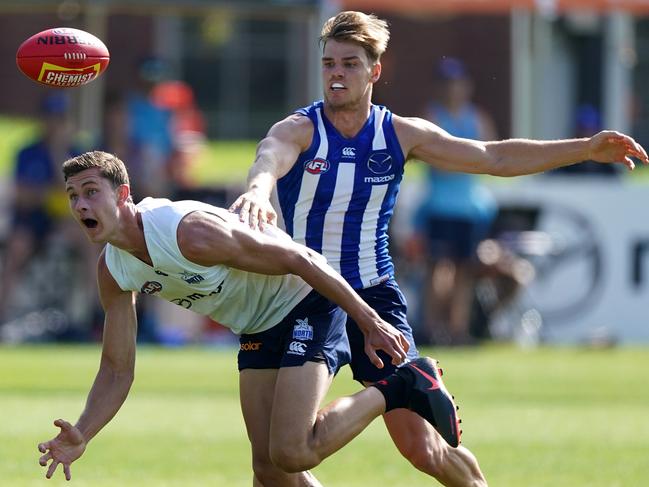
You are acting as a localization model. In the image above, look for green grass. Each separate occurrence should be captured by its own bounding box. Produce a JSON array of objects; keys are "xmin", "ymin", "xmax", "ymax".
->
[{"xmin": 1, "ymin": 344, "xmax": 648, "ymax": 486}]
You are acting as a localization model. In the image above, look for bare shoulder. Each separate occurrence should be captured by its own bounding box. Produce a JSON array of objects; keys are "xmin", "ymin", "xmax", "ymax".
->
[
  {"xmin": 267, "ymin": 112, "xmax": 314, "ymax": 151},
  {"xmin": 177, "ymin": 209, "xmax": 294, "ymax": 267},
  {"xmin": 176, "ymin": 210, "xmax": 238, "ymax": 266},
  {"xmin": 392, "ymin": 114, "xmax": 446, "ymax": 160}
]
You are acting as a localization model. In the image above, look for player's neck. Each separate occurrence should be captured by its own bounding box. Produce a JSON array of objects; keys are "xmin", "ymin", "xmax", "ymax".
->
[
  {"xmin": 323, "ymin": 101, "xmax": 372, "ymax": 139},
  {"xmin": 111, "ymin": 205, "xmax": 153, "ymax": 266}
]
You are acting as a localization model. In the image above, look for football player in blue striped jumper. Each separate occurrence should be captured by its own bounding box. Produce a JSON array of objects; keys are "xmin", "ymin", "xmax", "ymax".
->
[{"xmin": 230, "ymin": 10, "xmax": 648, "ymax": 487}]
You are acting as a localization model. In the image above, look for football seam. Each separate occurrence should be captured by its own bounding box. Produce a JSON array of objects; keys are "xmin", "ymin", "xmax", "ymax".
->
[{"xmin": 16, "ymin": 55, "xmax": 109, "ymax": 58}]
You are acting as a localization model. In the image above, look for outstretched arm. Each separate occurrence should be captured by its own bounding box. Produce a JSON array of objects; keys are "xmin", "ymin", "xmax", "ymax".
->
[
  {"xmin": 38, "ymin": 250, "xmax": 137, "ymax": 480},
  {"xmin": 229, "ymin": 114, "xmax": 313, "ymax": 229},
  {"xmin": 178, "ymin": 211, "xmax": 409, "ymax": 368},
  {"xmin": 395, "ymin": 115, "xmax": 648, "ymax": 176}
]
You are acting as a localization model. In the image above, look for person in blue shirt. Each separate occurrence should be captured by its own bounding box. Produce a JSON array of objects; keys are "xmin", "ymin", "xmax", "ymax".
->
[
  {"xmin": 230, "ymin": 11, "xmax": 647, "ymax": 486},
  {"xmin": 412, "ymin": 57, "xmax": 499, "ymax": 345}
]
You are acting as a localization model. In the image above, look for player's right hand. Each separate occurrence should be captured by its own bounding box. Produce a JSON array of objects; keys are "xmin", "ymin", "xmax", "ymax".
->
[
  {"xmin": 38, "ymin": 419, "xmax": 86, "ymax": 481},
  {"xmin": 229, "ymin": 190, "xmax": 278, "ymax": 231},
  {"xmin": 361, "ymin": 318, "xmax": 410, "ymax": 369}
]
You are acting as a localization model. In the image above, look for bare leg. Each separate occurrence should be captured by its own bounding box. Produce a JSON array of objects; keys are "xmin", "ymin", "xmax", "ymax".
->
[
  {"xmin": 383, "ymin": 408, "xmax": 487, "ymax": 487},
  {"xmin": 240, "ymin": 369, "xmax": 325, "ymax": 486},
  {"xmin": 447, "ymin": 261, "xmax": 476, "ymax": 344},
  {"xmin": 269, "ymin": 361, "xmax": 386, "ymax": 472},
  {"xmin": 253, "ymin": 470, "xmax": 323, "ymax": 487}
]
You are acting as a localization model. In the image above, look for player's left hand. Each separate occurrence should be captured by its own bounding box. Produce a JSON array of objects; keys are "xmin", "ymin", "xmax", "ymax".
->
[
  {"xmin": 361, "ymin": 318, "xmax": 410, "ymax": 369},
  {"xmin": 38, "ymin": 419, "xmax": 86, "ymax": 481},
  {"xmin": 229, "ymin": 190, "xmax": 277, "ymax": 231},
  {"xmin": 589, "ymin": 131, "xmax": 649, "ymax": 170}
]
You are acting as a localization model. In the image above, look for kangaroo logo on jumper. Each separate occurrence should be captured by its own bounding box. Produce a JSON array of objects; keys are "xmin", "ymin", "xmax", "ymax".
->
[
  {"xmin": 293, "ymin": 318, "xmax": 313, "ymax": 341},
  {"xmin": 367, "ymin": 152, "xmax": 392, "ymax": 174},
  {"xmin": 180, "ymin": 271, "xmax": 204, "ymax": 284},
  {"xmin": 304, "ymin": 158, "xmax": 330, "ymax": 174},
  {"xmin": 287, "ymin": 341, "xmax": 307, "ymax": 356},
  {"xmin": 342, "ymin": 147, "xmax": 356, "ymax": 158},
  {"xmin": 141, "ymin": 281, "xmax": 162, "ymax": 295}
]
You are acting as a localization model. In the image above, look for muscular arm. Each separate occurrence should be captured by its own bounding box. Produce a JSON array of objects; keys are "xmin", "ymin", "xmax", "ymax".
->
[
  {"xmin": 178, "ymin": 211, "xmax": 408, "ymax": 366},
  {"xmin": 395, "ymin": 115, "xmax": 648, "ymax": 176},
  {"xmin": 38, "ymin": 250, "xmax": 138, "ymax": 480},
  {"xmin": 75, "ymin": 249, "xmax": 138, "ymax": 443},
  {"xmin": 229, "ymin": 114, "xmax": 313, "ymax": 228}
]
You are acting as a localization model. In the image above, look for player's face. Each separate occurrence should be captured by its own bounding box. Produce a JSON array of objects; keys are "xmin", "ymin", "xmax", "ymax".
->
[
  {"xmin": 321, "ymin": 40, "xmax": 379, "ymax": 110},
  {"xmin": 65, "ymin": 167, "xmax": 124, "ymax": 243}
]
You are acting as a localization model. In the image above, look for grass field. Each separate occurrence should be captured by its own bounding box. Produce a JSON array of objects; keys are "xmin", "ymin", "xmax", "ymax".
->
[{"xmin": 1, "ymin": 344, "xmax": 648, "ymax": 486}]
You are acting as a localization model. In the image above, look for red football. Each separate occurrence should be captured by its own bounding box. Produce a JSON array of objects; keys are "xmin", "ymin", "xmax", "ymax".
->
[{"xmin": 16, "ymin": 27, "xmax": 109, "ymax": 88}]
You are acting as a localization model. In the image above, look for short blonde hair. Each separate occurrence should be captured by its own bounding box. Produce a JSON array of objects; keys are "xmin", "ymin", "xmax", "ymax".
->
[{"xmin": 320, "ymin": 11, "xmax": 390, "ymax": 63}]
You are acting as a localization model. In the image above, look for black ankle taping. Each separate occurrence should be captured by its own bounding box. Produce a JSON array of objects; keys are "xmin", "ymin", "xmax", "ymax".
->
[{"xmin": 372, "ymin": 373, "xmax": 409, "ymax": 412}]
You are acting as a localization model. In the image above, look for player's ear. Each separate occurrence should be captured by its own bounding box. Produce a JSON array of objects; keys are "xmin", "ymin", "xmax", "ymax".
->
[
  {"xmin": 370, "ymin": 61, "xmax": 382, "ymax": 84},
  {"xmin": 116, "ymin": 184, "xmax": 131, "ymax": 205}
]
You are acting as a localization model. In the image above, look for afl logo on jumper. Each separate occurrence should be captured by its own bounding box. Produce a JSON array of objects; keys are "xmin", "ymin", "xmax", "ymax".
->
[
  {"xmin": 141, "ymin": 281, "xmax": 162, "ymax": 295},
  {"xmin": 367, "ymin": 152, "xmax": 392, "ymax": 174},
  {"xmin": 304, "ymin": 158, "xmax": 330, "ymax": 174}
]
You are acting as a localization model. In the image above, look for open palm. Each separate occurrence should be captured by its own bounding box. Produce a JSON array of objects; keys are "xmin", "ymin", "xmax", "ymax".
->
[{"xmin": 38, "ymin": 419, "xmax": 86, "ymax": 480}]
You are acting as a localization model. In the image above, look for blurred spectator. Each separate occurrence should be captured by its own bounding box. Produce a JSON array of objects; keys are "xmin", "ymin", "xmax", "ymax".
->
[
  {"xmin": 124, "ymin": 67, "xmax": 207, "ymax": 343},
  {"xmin": 550, "ymin": 104, "xmax": 621, "ymax": 177},
  {"xmin": 151, "ymin": 80, "xmax": 207, "ymax": 192},
  {"xmin": 410, "ymin": 57, "xmax": 498, "ymax": 345},
  {"xmin": 100, "ymin": 90, "xmax": 133, "ymax": 163},
  {"xmin": 0, "ymin": 93, "xmax": 96, "ymax": 326},
  {"xmin": 126, "ymin": 57, "xmax": 175, "ymax": 200}
]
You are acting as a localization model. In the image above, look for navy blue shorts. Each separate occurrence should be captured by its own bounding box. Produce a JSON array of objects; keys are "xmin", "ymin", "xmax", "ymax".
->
[
  {"xmin": 238, "ymin": 290, "xmax": 351, "ymax": 376},
  {"xmin": 424, "ymin": 216, "xmax": 491, "ymax": 260},
  {"xmin": 346, "ymin": 278, "xmax": 419, "ymax": 383}
]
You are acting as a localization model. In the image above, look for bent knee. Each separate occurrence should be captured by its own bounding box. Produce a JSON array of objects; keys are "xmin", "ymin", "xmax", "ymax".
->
[
  {"xmin": 269, "ymin": 442, "xmax": 320, "ymax": 473},
  {"xmin": 253, "ymin": 457, "xmax": 300, "ymax": 486}
]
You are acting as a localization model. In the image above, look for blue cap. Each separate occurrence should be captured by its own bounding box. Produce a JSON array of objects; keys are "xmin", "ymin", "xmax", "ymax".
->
[{"xmin": 437, "ymin": 57, "xmax": 467, "ymax": 81}]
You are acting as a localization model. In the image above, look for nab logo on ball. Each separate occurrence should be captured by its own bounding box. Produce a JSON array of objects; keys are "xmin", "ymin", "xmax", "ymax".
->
[
  {"xmin": 304, "ymin": 158, "xmax": 330, "ymax": 175},
  {"xmin": 16, "ymin": 27, "xmax": 110, "ymax": 88}
]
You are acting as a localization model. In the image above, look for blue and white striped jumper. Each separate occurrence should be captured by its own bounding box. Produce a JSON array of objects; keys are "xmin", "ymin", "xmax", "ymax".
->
[{"xmin": 277, "ymin": 101, "xmax": 405, "ymax": 290}]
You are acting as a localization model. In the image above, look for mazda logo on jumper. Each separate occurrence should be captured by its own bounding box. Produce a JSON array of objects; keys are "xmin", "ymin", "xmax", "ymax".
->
[{"xmin": 367, "ymin": 152, "xmax": 392, "ymax": 174}]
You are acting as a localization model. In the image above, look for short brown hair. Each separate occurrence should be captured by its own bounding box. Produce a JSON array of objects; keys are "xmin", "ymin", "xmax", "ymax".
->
[
  {"xmin": 62, "ymin": 150, "xmax": 130, "ymax": 188},
  {"xmin": 320, "ymin": 11, "xmax": 390, "ymax": 63}
]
